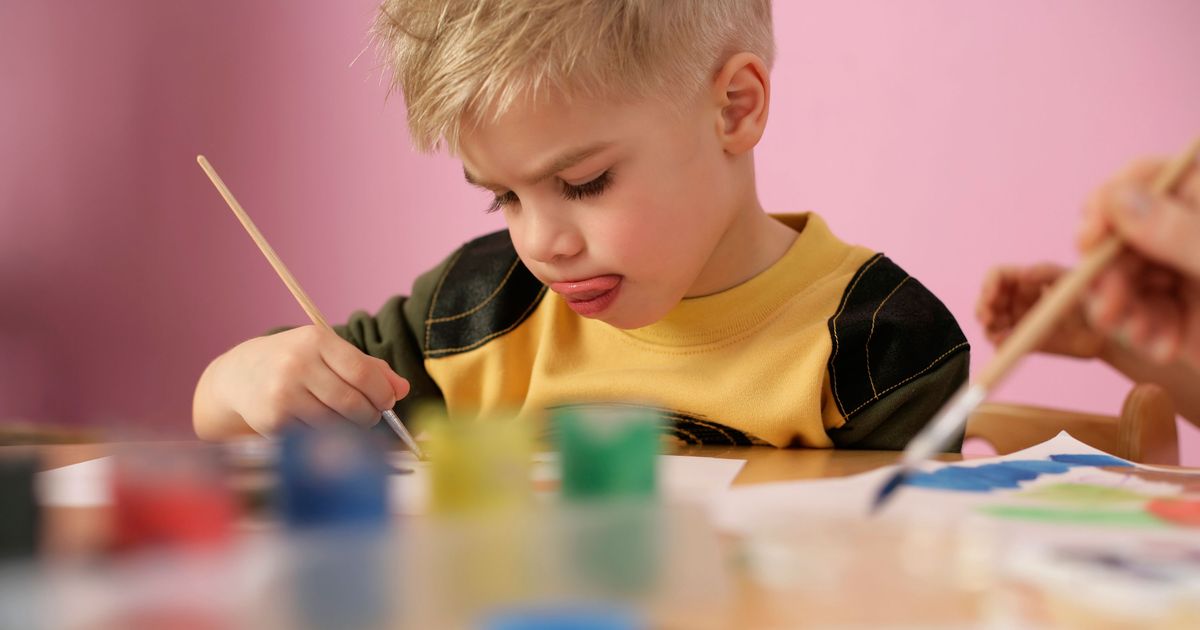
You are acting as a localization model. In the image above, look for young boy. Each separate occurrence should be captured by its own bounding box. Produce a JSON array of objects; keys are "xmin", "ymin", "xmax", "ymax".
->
[{"xmin": 193, "ymin": 0, "xmax": 970, "ymax": 449}]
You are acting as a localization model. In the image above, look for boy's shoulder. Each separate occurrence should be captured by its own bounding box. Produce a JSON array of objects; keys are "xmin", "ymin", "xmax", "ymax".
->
[
  {"xmin": 828, "ymin": 252, "xmax": 969, "ymax": 413},
  {"xmin": 822, "ymin": 250, "xmax": 970, "ymax": 449},
  {"xmin": 410, "ymin": 230, "xmax": 546, "ymax": 358}
]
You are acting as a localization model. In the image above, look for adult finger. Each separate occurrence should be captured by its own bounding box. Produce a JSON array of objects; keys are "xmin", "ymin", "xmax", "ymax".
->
[
  {"xmin": 1025, "ymin": 262, "xmax": 1067, "ymax": 287},
  {"xmin": 1087, "ymin": 264, "xmax": 1135, "ymax": 335},
  {"xmin": 1106, "ymin": 187, "xmax": 1200, "ymax": 279},
  {"xmin": 1078, "ymin": 159, "xmax": 1168, "ymax": 252},
  {"xmin": 976, "ymin": 267, "xmax": 1011, "ymax": 326}
]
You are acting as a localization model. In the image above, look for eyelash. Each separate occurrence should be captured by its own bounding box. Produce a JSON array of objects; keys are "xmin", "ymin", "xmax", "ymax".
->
[{"xmin": 484, "ymin": 170, "xmax": 613, "ymax": 214}]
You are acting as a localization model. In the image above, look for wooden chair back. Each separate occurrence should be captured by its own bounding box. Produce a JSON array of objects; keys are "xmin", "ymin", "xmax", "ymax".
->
[{"xmin": 964, "ymin": 383, "xmax": 1179, "ymax": 465}]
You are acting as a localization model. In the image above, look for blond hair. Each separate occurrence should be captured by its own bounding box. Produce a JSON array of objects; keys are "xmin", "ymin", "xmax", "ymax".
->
[{"xmin": 373, "ymin": 0, "xmax": 774, "ymax": 152}]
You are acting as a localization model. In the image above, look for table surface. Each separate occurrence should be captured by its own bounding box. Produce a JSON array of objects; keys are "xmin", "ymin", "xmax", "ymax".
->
[
  {"xmin": 6, "ymin": 439, "xmax": 961, "ymax": 482},
  {"xmin": 7, "ymin": 441, "xmax": 998, "ymax": 629}
]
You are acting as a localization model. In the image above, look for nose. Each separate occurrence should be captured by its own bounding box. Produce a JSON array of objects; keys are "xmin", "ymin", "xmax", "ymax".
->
[{"xmin": 516, "ymin": 205, "xmax": 584, "ymax": 264}]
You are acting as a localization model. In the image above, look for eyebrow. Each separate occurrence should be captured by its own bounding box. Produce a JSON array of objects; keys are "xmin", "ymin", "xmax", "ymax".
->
[{"xmin": 463, "ymin": 142, "xmax": 613, "ymax": 190}]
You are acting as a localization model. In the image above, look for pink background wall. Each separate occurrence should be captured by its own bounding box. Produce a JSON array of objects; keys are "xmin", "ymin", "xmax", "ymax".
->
[{"xmin": 2, "ymin": 1, "xmax": 1198, "ymax": 461}]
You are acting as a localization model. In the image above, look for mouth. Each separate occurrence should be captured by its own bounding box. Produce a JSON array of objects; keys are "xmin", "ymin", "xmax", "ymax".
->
[{"xmin": 550, "ymin": 275, "xmax": 623, "ymax": 316}]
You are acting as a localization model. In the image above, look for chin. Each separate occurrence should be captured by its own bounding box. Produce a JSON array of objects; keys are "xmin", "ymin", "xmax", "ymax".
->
[{"xmin": 594, "ymin": 304, "xmax": 670, "ymax": 330}]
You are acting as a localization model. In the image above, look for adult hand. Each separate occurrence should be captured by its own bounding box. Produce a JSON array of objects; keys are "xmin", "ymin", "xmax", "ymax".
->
[
  {"xmin": 1077, "ymin": 157, "xmax": 1200, "ymax": 366},
  {"xmin": 977, "ymin": 263, "xmax": 1107, "ymax": 359}
]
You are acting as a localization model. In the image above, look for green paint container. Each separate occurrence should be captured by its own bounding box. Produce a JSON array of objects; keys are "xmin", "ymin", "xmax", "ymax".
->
[{"xmin": 552, "ymin": 406, "xmax": 662, "ymax": 501}]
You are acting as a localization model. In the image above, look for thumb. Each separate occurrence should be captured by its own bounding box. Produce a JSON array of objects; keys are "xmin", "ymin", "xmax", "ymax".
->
[
  {"xmin": 1109, "ymin": 186, "xmax": 1200, "ymax": 279},
  {"xmin": 382, "ymin": 365, "xmax": 411, "ymax": 402}
]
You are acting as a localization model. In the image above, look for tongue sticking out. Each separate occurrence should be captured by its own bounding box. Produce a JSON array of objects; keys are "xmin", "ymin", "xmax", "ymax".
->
[{"xmin": 551, "ymin": 275, "xmax": 621, "ymax": 301}]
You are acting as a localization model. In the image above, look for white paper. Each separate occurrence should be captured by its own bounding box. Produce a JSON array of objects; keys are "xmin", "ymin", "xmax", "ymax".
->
[
  {"xmin": 36, "ymin": 456, "xmax": 114, "ymax": 508},
  {"xmin": 711, "ymin": 431, "xmax": 1200, "ymax": 544}
]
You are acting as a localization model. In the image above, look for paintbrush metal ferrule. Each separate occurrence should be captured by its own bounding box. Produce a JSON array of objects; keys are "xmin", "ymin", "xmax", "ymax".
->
[
  {"xmin": 901, "ymin": 383, "xmax": 987, "ymax": 467},
  {"xmin": 869, "ymin": 469, "xmax": 909, "ymax": 514},
  {"xmin": 383, "ymin": 409, "xmax": 424, "ymax": 460}
]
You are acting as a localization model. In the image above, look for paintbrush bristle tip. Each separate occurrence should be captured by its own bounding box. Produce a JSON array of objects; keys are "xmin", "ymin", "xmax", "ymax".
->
[{"xmin": 869, "ymin": 470, "xmax": 908, "ymax": 515}]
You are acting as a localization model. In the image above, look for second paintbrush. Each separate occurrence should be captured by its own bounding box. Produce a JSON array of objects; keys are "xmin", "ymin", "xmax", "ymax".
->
[{"xmin": 872, "ymin": 137, "xmax": 1200, "ymax": 512}]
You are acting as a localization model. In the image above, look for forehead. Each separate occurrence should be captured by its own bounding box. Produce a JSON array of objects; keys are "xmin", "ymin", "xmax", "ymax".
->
[{"xmin": 457, "ymin": 93, "xmax": 678, "ymax": 180}]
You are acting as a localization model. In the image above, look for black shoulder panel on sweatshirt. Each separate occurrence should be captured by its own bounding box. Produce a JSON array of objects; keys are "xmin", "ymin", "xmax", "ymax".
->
[
  {"xmin": 826, "ymin": 254, "xmax": 970, "ymax": 421},
  {"xmin": 423, "ymin": 230, "xmax": 546, "ymax": 358}
]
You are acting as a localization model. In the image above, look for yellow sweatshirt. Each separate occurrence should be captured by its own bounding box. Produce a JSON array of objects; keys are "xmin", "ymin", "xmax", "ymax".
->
[{"xmin": 336, "ymin": 213, "xmax": 969, "ymax": 450}]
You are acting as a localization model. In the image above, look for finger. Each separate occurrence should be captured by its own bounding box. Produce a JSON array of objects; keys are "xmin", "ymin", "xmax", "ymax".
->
[
  {"xmin": 988, "ymin": 313, "xmax": 1012, "ymax": 336},
  {"xmin": 1087, "ymin": 265, "xmax": 1133, "ymax": 335},
  {"xmin": 319, "ymin": 336, "xmax": 399, "ymax": 412},
  {"xmin": 1122, "ymin": 305, "xmax": 1156, "ymax": 349},
  {"xmin": 1141, "ymin": 264, "xmax": 1181, "ymax": 292},
  {"xmin": 305, "ymin": 361, "xmax": 382, "ymax": 427},
  {"xmin": 292, "ymin": 390, "xmax": 345, "ymax": 430},
  {"xmin": 1129, "ymin": 299, "xmax": 1184, "ymax": 365},
  {"xmin": 1025, "ymin": 262, "xmax": 1067, "ymax": 287},
  {"xmin": 1106, "ymin": 188, "xmax": 1200, "ymax": 278},
  {"xmin": 1079, "ymin": 183, "xmax": 1115, "ymax": 251},
  {"xmin": 1180, "ymin": 160, "xmax": 1200, "ymax": 208},
  {"xmin": 249, "ymin": 389, "xmax": 337, "ymax": 435},
  {"xmin": 1014, "ymin": 271, "xmax": 1046, "ymax": 313},
  {"xmin": 1180, "ymin": 291, "xmax": 1200, "ymax": 367},
  {"xmin": 1078, "ymin": 158, "xmax": 1167, "ymax": 252},
  {"xmin": 976, "ymin": 268, "xmax": 1008, "ymax": 325},
  {"xmin": 978, "ymin": 267, "xmax": 1021, "ymax": 327},
  {"xmin": 370, "ymin": 357, "xmax": 411, "ymax": 402}
]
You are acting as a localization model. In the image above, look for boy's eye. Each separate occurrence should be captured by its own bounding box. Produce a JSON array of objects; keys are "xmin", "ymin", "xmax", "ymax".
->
[
  {"xmin": 482, "ymin": 170, "xmax": 612, "ymax": 214},
  {"xmin": 484, "ymin": 191, "xmax": 518, "ymax": 214},
  {"xmin": 561, "ymin": 170, "xmax": 612, "ymax": 201}
]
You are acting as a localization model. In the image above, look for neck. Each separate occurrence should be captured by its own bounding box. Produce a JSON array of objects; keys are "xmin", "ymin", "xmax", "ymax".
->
[{"xmin": 685, "ymin": 195, "xmax": 797, "ymax": 298}]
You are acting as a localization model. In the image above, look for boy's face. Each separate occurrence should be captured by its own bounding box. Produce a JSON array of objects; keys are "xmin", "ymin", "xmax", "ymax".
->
[{"xmin": 459, "ymin": 93, "xmax": 746, "ymax": 329}]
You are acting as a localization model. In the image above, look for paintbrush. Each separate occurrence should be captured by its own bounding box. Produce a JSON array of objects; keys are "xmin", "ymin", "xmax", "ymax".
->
[
  {"xmin": 871, "ymin": 138, "xmax": 1200, "ymax": 512},
  {"xmin": 196, "ymin": 155, "xmax": 426, "ymax": 460}
]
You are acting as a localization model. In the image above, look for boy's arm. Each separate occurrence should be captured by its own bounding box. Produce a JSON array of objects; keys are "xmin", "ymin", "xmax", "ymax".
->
[{"xmin": 822, "ymin": 255, "xmax": 971, "ymax": 451}]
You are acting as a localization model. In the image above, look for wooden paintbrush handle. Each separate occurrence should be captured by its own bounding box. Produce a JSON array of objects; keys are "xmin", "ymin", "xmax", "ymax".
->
[{"xmin": 196, "ymin": 155, "xmax": 332, "ymax": 330}]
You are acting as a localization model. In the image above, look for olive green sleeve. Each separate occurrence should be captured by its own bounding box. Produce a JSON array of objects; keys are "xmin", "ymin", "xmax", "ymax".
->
[{"xmin": 332, "ymin": 251, "xmax": 459, "ymax": 423}]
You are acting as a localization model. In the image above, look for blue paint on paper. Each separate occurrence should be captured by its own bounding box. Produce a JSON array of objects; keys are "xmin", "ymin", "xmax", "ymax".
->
[
  {"xmin": 996, "ymin": 460, "xmax": 1075, "ymax": 475},
  {"xmin": 905, "ymin": 468, "xmax": 996, "ymax": 492},
  {"xmin": 971, "ymin": 463, "xmax": 1041, "ymax": 484},
  {"xmin": 903, "ymin": 454, "xmax": 1131, "ymax": 493},
  {"xmin": 1049, "ymin": 454, "xmax": 1131, "ymax": 468}
]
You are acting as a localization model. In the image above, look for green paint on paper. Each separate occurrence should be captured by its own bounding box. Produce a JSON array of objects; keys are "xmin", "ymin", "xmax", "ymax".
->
[
  {"xmin": 1019, "ymin": 483, "xmax": 1148, "ymax": 504},
  {"xmin": 979, "ymin": 505, "xmax": 1163, "ymax": 528}
]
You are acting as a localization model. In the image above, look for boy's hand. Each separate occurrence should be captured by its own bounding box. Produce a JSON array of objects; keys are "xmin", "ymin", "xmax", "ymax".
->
[
  {"xmin": 210, "ymin": 325, "xmax": 410, "ymax": 436},
  {"xmin": 976, "ymin": 263, "xmax": 1107, "ymax": 359},
  {"xmin": 1078, "ymin": 157, "xmax": 1200, "ymax": 366}
]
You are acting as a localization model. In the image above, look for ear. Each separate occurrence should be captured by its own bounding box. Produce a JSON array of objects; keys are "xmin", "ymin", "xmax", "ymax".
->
[{"xmin": 710, "ymin": 52, "xmax": 770, "ymax": 155}]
